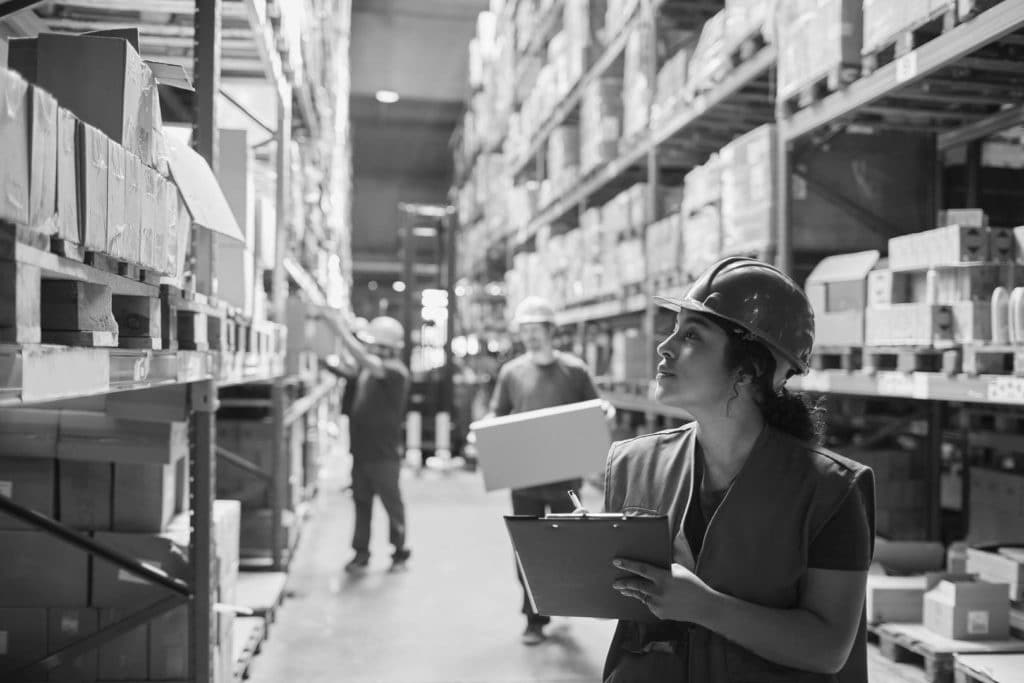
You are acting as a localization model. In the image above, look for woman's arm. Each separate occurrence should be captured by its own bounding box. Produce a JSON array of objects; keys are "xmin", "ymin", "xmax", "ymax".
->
[{"xmin": 614, "ymin": 562, "xmax": 867, "ymax": 674}]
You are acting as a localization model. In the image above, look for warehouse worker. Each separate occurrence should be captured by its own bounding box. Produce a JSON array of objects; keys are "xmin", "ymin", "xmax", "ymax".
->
[
  {"xmin": 602, "ymin": 257, "xmax": 874, "ymax": 682},
  {"xmin": 320, "ymin": 314, "xmax": 412, "ymax": 574},
  {"xmin": 489, "ymin": 295, "xmax": 605, "ymax": 645}
]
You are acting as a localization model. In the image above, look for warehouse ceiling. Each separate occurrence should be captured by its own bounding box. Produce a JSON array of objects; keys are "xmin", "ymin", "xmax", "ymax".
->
[{"xmin": 348, "ymin": 0, "xmax": 486, "ymax": 274}]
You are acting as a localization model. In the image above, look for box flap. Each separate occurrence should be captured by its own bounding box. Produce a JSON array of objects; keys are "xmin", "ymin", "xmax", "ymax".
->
[
  {"xmin": 165, "ymin": 137, "xmax": 245, "ymax": 243},
  {"xmin": 83, "ymin": 28, "xmax": 140, "ymax": 52},
  {"xmin": 144, "ymin": 61, "xmax": 194, "ymax": 91},
  {"xmin": 806, "ymin": 250, "xmax": 880, "ymax": 285}
]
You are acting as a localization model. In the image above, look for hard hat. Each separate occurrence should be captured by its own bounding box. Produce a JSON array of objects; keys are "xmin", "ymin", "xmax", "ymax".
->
[
  {"xmin": 358, "ymin": 316, "xmax": 405, "ymax": 349},
  {"xmin": 513, "ymin": 296, "xmax": 556, "ymax": 327},
  {"xmin": 653, "ymin": 257, "xmax": 815, "ymax": 382}
]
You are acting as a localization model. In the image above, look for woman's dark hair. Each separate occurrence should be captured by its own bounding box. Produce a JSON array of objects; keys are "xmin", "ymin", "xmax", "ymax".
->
[{"xmin": 707, "ymin": 316, "xmax": 827, "ymax": 444}]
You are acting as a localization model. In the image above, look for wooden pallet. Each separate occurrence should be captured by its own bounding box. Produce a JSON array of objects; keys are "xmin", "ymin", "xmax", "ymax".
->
[
  {"xmin": 709, "ymin": 28, "xmax": 770, "ymax": 85},
  {"xmin": 962, "ymin": 345, "xmax": 1024, "ymax": 377},
  {"xmin": 862, "ymin": 5, "xmax": 959, "ymax": 76},
  {"xmin": 2, "ymin": 222, "xmax": 166, "ymax": 350},
  {"xmin": 780, "ymin": 63, "xmax": 861, "ymax": 116},
  {"xmin": 954, "ymin": 653, "xmax": 1024, "ymax": 683},
  {"xmin": 864, "ymin": 346, "xmax": 957, "ymax": 374},
  {"xmin": 876, "ymin": 623, "xmax": 1024, "ymax": 683},
  {"xmin": 232, "ymin": 615, "xmax": 267, "ymax": 681},
  {"xmin": 811, "ymin": 345, "xmax": 863, "ymax": 372}
]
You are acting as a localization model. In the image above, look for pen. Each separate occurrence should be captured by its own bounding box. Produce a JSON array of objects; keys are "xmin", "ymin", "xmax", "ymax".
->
[{"xmin": 567, "ymin": 489, "xmax": 584, "ymax": 513}]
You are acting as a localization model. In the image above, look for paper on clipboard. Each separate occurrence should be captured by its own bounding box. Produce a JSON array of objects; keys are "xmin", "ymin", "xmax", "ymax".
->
[{"xmin": 505, "ymin": 514, "xmax": 671, "ymax": 622}]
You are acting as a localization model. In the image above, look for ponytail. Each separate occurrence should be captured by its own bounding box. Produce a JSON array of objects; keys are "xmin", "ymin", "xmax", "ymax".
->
[{"xmin": 710, "ymin": 316, "xmax": 828, "ymax": 444}]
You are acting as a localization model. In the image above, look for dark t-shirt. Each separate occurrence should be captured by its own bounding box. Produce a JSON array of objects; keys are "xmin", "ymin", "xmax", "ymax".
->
[
  {"xmin": 489, "ymin": 352, "xmax": 600, "ymax": 498},
  {"xmin": 349, "ymin": 359, "xmax": 411, "ymax": 462},
  {"xmin": 683, "ymin": 451, "xmax": 872, "ymax": 570}
]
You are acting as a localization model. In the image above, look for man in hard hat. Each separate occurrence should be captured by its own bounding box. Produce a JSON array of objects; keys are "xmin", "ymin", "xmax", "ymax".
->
[
  {"xmin": 489, "ymin": 295, "xmax": 604, "ymax": 645},
  {"xmin": 320, "ymin": 313, "xmax": 412, "ymax": 574}
]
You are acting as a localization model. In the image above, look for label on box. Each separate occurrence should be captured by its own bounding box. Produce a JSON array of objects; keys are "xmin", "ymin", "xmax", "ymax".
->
[
  {"xmin": 968, "ymin": 610, "xmax": 990, "ymax": 635},
  {"xmin": 61, "ymin": 614, "xmax": 80, "ymax": 635},
  {"xmin": 0, "ymin": 481, "xmax": 11, "ymax": 498},
  {"xmin": 118, "ymin": 560, "xmax": 162, "ymax": 585},
  {"xmin": 0, "ymin": 631, "xmax": 7, "ymax": 655},
  {"xmin": 987, "ymin": 377, "xmax": 1024, "ymax": 405},
  {"xmin": 877, "ymin": 372, "xmax": 928, "ymax": 399}
]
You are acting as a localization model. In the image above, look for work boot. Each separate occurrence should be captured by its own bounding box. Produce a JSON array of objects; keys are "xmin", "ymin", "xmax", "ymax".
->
[
  {"xmin": 389, "ymin": 548, "xmax": 411, "ymax": 572},
  {"xmin": 521, "ymin": 622, "xmax": 545, "ymax": 646},
  {"xmin": 344, "ymin": 553, "xmax": 369, "ymax": 574}
]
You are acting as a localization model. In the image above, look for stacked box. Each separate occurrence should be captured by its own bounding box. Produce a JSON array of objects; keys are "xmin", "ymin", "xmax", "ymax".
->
[
  {"xmin": 622, "ymin": 18, "xmax": 654, "ymax": 141},
  {"xmin": 924, "ymin": 579, "xmax": 1010, "ymax": 640},
  {"xmin": 725, "ymin": 0, "xmax": 775, "ymax": 47},
  {"xmin": 865, "ymin": 303, "xmax": 954, "ymax": 347},
  {"xmin": 847, "ymin": 447, "xmax": 928, "ymax": 540},
  {"xmin": 720, "ymin": 124, "xmax": 776, "ymax": 255},
  {"xmin": 55, "ymin": 106, "xmax": 80, "ymax": 244},
  {"xmin": 645, "ymin": 213, "xmax": 683, "ymax": 280},
  {"xmin": 547, "ymin": 124, "xmax": 580, "ymax": 196},
  {"xmin": 0, "ymin": 68, "xmax": 30, "ymax": 225},
  {"xmin": 26, "ymin": 84, "xmax": 58, "ymax": 234},
  {"xmin": 889, "ymin": 225, "xmax": 992, "ymax": 271},
  {"xmin": 776, "ymin": 0, "xmax": 863, "ymax": 102},
  {"xmin": 688, "ymin": 10, "xmax": 728, "ymax": 92},
  {"xmin": 966, "ymin": 547, "xmax": 1024, "ymax": 603},
  {"xmin": 863, "ymin": 0, "xmax": 951, "ymax": 55},
  {"xmin": 653, "ymin": 44, "xmax": 692, "ymax": 122},
  {"xmin": 580, "ymin": 75, "xmax": 622, "ymax": 174}
]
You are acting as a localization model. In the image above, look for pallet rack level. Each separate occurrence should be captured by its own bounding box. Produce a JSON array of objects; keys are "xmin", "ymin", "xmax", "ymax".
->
[{"xmin": 0, "ymin": 0, "xmax": 350, "ymax": 681}]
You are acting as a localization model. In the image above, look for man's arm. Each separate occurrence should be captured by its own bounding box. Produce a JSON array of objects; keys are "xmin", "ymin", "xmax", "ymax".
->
[{"xmin": 319, "ymin": 310, "xmax": 386, "ymax": 378}]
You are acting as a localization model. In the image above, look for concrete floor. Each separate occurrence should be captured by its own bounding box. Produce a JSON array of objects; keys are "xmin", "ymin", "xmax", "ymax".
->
[{"xmin": 248, "ymin": 455, "xmax": 924, "ymax": 683}]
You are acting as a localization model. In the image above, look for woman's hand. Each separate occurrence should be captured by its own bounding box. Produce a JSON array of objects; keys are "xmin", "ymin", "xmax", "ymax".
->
[{"xmin": 612, "ymin": 558, "xmax": 715, "ymax": 623}]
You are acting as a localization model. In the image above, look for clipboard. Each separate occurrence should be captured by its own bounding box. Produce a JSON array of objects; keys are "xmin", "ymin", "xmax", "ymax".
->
[{"xmin": 504, "ymin": 514, "xmax": 671, "ymax": 622}]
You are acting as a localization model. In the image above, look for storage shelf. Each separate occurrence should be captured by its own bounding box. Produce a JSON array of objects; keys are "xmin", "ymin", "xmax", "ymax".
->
[
  {"xmin": 509, "ymin": 8, "xmax": 638, "ymax": 178},
  {"xmin": 554, "ymin": 292, "xmax": 647, "ymax": 326},
  {"xmin": 790, "ymin": 369, "xmax": 1024, "ymax": 406},
  {"xmin": 780, "ymin": 1, "xmax": 1024, "ymax": 143},
  {"xmin": 0, "ymin": 345, "xmax": 285, "ymax": 406}
]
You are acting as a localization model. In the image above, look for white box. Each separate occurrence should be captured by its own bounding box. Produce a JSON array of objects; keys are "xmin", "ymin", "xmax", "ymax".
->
[{"xmin": 471, "ymin": 399, "xmax": 611, "ymax": 492}]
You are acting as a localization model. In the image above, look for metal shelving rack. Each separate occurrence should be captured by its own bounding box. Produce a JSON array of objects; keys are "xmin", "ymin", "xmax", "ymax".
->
[
  {"xmin": 457, "ymin": 0, "xmax": 1024, "ymax": 423},
  {"xmin": 0, "ymin": 1, "xmax": 350, "ymax": 680}
]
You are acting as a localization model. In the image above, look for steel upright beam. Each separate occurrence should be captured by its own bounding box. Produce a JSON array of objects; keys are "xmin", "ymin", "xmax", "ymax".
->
[
  {"xmin": 926, "ymin": 402, "xmax": 945, "ymax": 540},
  {"xmin": 643, "ymin": 0, "xmax": 659, "ymax": 434},
  {"xmin": 271, "ymin": 85, "xmax": 293, "ymax": 570},
  {"xmin": 192, "ymin": 0, "xmax": 221, "ymax": 297},
  {"xmin": 965, "ymin": 140, "xmax": 982, "ymax": 207},
  {"xmin": 775, "ymin": 138, "xmax": 792, "ymax": 275},
  {"xmin": 189, "ymin": 380, "xmax": 218, "ymax": 683}
]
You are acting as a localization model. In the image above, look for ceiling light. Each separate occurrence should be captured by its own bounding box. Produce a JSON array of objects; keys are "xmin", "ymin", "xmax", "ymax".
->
[
  {"xmin": 412, "ymin": 226, "xmax": 438, "ymax": 238},
  {"xmin": 375, "ymin": 89, "xmax": 400, "ymax": 104},
  {"xmin": 392, "ymin": 280, "xmax": 407, "ymax": 293}
]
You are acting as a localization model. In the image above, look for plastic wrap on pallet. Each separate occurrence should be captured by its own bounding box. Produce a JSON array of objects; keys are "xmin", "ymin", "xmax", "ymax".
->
[
  {"xmin": 720, "ymin": 124, "xmax": 777, "ymax": 256},
  {"xmin": 580, "ymin": 75, "xmax": 622, "ymax": 174},
  {"xmin": 653, "ymin": 44, "xmax": 693, "ymax": 123},
  {"xmin": 682, "ymin": 204, "xmax": 723, "ymax": 279},
  {"xmin": 622, "ymin": 18, "xmax": 654, "ymax": 141},
  {"xmin": 726, "ymin": 0, "xmax": 777, "ymax": 47},
  {"xmin": 862, "ymin": 0, "xmax": 950, "ymax": 55},
  {"xmin": 776, "ymin": 0, "xmax": 863, "ymax": 101},
  {"xmin": 682, "ymin": 154, "xmax": 723, "ymax": 216},
  {"xmin": 688, "ymin": 10, "xmax": 728, "ymax": 93}
]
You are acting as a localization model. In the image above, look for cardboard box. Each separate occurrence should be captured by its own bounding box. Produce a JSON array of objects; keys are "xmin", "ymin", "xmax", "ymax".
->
[
  {"xmin": 137, "ymin": 61, "xmax": 164, "ymax": 171},
  {"xmin": 56, "ymin": 107, "xmax": 80, "ymax": 244},
  {"xmin": 939, "ymin": 208, "xmax": 988, "ymax": 228},
  {"xmin": 137, "ymin": 165, "xmax": 158, "ymax": 269},
  {"xmin": 90, "ymin": 531, "xmax": 189, "ymax": 608},
  {"xmin": 240, "ymin": 507, "xmax": 295, "ymax": 558},
  {"xmin": 867, "ymin": 269, "xmax": 912, "ymax": 307},
  {"xmin": 213, "ymin": 240, "xmax": 255, "ymax": 315},
  {"xmin": 121, "ymin": 151, "xmax": 142, "ymax": 264},
  {"xmin": 151, "ymin": 176, "xmax": 168, "ymax": 274},
  {"xmin": 924, "ymin": 579, "xmax": 1010, "ymax": 640},
  {"xmin": 0, "ymin": 456, "xmax": 55, "ymax": 530},
  {"xmin": 0, "ymin": 409, "xmax": 60, "ymax": 458},
  {"xmin": 98, "ymin": 608, "xmax": 147, "ymax": 680},
  {"xmin": 0, "ymin": 607, "xmax": 48, "ymax": 680},
  {"xmin": 470, "ymin": 399, "xmax": 611, "ymax": 491},
  {"xmin": 58, "ymin": 413, "xmax": 188, "ymax": 464},
  {"xmin": 865, "ymin": 303, "xmax": 954, "ymax": 347},
  {"xmin": 112, "ymin": 461, "xmax": 178, "ymax": 533},
  {"xmin": 866, "ymin": 574, "xmax": 928, "ymax": 624},
  {"xmin": 80, "ymin": 122, "xmax": 109, "ymax": 251},
  {"xmin": 217, "ymin": 128, "xmax": 254, "ymax": 247},
  {"xmin": 48, "ymin": 607, "xmax": 99, "ymax": 682},
  {"xmin": 0, "ymin": 530, "xmax": 89, "ymax": 606},
  {"xmin": 967, "ymin": 547, "xmax": 1024, "ymax": 602},
  {"xmin": 0, "ymin": 67, "xmax": 30, "ymax": 225},
  {"xmin": 58, "ymin": 459, "xmax": 112, "ymax": 530},
  {"xmin": 952, "ymin": 301, "xmax": 991, "ymax": 344},
  {"xmin": 889, "ymin": 225, "xmax": 990, "ymax": 271},
  {"xmin": 28, "ymin": 84, "xmax": 58, "ymax": 234},
  {"xmin": 36, "ymin": 33, "xmax": 143, "ymax": 157},
  {"xmin": 148, "ymin": 604, "xmax": 189, "ymax": 680}
]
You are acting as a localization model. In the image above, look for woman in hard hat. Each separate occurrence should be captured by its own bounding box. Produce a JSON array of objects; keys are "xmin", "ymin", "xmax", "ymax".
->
[{"xmin": 603, "ymin": 257, "xmax": 874, "ymax": 682}]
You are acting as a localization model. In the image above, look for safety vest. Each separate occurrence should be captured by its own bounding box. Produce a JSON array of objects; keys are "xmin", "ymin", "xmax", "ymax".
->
[{"xmin": 603, "ymin": 423, "xmax": 875, "ymax": 683}]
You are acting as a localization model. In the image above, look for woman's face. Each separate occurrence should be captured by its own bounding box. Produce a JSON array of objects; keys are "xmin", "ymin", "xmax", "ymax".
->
[{"xmin": 654, "ymin": 310, "xmax": 737, "ymax": 410}]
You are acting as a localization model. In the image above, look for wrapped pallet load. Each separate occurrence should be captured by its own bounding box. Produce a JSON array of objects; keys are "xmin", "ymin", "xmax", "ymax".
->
[{"xmin": 776, "ymin": 0, "xmax": 862, "ymax": 105}]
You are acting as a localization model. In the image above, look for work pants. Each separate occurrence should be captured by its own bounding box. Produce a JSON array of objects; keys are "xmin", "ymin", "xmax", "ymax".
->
[
  {"xmin": 511, "ymin": 490, "xmax": 575, "ymax": 626},
  {"xmin": 351, "ymin": 459, "xmax": 406, "ymax": 556}
]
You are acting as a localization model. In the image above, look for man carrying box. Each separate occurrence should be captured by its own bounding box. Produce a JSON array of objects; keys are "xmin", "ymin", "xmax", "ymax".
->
[
  {"xmin": 320, "ymin": 313, "xmax": 412, "ymax": 575},
  {"xmin": 488, "ymin": 296, "xmax": 606, "ymax": 645}
]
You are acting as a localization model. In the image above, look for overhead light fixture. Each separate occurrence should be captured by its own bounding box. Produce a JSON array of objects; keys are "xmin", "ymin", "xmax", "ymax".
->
[
  {"xmin": 392, "ymin": 280, "xmax": 407, "ymax": 293},
  {"xmin": 375, "ymin": 89, "xmax": 400, "ymax": 104},
  {"xmin": 412, "ymin": 226, "xmax": 438, "ymax": 238}
]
